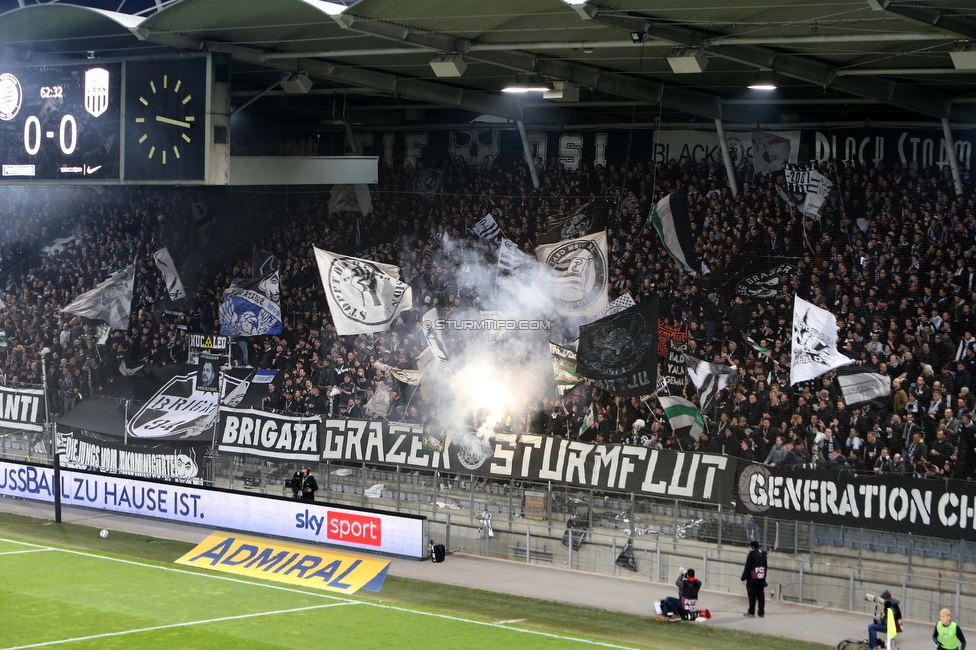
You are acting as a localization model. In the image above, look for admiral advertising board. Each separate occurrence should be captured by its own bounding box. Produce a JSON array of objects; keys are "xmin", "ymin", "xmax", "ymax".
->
[
  {"xmin": 0, "ymin": 460, "xmax": 428, "ymax": 558},
  {"xmin": 737, "ymin": 464, "xmax": 976, "ymax": 542},
  {"xmin": 215, "ymin": 412, "xmax": 738, "ymax": 504}
]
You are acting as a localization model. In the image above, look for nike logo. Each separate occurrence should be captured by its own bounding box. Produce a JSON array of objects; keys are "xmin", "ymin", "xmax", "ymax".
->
[{"xmin": 85, "ymin": 165, "xmax": 103, "ymax": 175}]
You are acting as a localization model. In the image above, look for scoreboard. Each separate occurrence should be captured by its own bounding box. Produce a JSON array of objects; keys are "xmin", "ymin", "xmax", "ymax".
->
[
  {"xmin": 0, "ymin": 63, "xmax": 121, "ymax": 180},
  {"xmin": 0, "ymin": 55, "xmax": 229, "ymax": 184}
]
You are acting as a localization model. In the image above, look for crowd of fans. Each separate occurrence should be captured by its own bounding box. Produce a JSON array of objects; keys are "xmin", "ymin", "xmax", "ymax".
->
[{"xmin": 2, "ymin": 143, "xmax": 976, "ymax": 482}]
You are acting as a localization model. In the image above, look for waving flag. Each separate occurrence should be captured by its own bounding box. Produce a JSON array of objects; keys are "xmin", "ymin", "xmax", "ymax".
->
[
  {"xmin": 219, "ymin": 272, "xmax": 282, "ymax": 337},
  {"xmin": 63, "ymin": 265, "xmax": 135, "ymax": 330},
  {"xmin": 536, "ymin": 198, "xmax": 608, "ymax": 246},
  {"xmin": 650, "ymin": 187, "xmax": 698, "ymax": 276},
  {"xmin": 313, "ymin": 247, "xmax": 413, "ymax": 337},
  {"xmin": 153, "ymin": 248, "xmax": 185, "ymax": 301},
  {"xmin": 659, "ymin": 395, "xmax": 705, "ymax": 442},
  {"xmin": 535, "ymin": 231, "xmax": 608, "ymax": 317},
  {"xmin": 791, "ymin": 296, "xmax": 853, "ymax": 385},
  {"xmin": 472, "ymin": 214, "xmax": 502, "ymax": 241},
  {"xmin": 684, "ymin": 353, "xmax": 738, "ymax": 412}
]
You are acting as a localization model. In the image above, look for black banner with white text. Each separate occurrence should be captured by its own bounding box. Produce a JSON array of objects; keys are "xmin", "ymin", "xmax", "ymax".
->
[
  {"xmin": 216, "ymin": 411, "xmax": 738, "ymax": 503},
  {"xmin": 737, "ymin": 464, "xmax": 976, "ymax": 542}
]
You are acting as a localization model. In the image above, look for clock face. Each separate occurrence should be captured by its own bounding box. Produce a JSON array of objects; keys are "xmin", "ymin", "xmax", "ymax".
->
[{"xmin": 124, "ymin": 58, "xmax": 207, "ymax": 182}]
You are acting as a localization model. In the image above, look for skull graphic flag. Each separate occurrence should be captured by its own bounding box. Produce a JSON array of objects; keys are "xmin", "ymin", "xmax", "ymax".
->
[
  {"xmin": 576, "ymin": 296, "xmax": 659, "ymax": 398},
  {"xmin": 313, "ymin": 247, "xmax": 413, "ymax": 336},
  {"xmin": 791, "ymin": 296, "xmax": 853, "ymax": 385}
]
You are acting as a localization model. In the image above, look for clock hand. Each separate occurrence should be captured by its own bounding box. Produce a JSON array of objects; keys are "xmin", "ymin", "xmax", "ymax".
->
[{"xmin": 155, "ymin": 115, "xmax": 191, "ymax": 128}]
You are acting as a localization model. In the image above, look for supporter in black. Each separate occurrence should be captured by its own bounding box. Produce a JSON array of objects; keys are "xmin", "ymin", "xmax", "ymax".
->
[{"xmin": 874, "ymin": 447, "xmax": 894, "ymax": 474}]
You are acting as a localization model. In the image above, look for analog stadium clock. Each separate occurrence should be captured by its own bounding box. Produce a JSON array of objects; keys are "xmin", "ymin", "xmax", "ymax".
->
[{"xmin": 123, "ymin": 58, "xmax": 208, "ymax": 182}]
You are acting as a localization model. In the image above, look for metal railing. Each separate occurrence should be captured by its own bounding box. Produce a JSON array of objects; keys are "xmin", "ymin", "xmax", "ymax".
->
[{"xmin": 5, "ymin": 429, "xmax": 976, "ymax": 627}]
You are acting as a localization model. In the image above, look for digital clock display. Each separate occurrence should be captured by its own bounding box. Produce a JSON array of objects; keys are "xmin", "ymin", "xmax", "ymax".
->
[{"xmin": 0, "ymin": 63, "xmax": 121, "ymax": 181}]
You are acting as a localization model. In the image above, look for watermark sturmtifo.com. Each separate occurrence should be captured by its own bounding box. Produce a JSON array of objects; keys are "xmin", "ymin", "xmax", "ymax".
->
[{"xmin": 423, "ymin": 319, "xmax": 552, "ymax": 332}]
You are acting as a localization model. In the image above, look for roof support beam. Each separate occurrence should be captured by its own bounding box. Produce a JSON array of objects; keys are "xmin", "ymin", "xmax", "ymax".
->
[
  {"xmin": 585, "ymin": 6, "xmax": 953, "ymax": 119},
  {"xmin": 334, "ymin": 14, "xmax": 722, "ymax": 120},
  {"xmin": 133, "ymin": 28, "xmax": 532, "ymax": 123},
  {"xmin": 870, "ymin": 1, "xmax": 976, "ymax": 41}
]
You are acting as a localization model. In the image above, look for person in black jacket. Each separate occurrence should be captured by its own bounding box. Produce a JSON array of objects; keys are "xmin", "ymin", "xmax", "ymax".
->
[
  {"xmin": 741, "ymin": 540, "xmax": 768, "ymax": 617},
  {"xmin": 298, "ymin": 466, "xmax": 318, "ymax": 502},
  {"xmin": 656, "ymin": 567, "xmax": 702, "ymax": 620}
]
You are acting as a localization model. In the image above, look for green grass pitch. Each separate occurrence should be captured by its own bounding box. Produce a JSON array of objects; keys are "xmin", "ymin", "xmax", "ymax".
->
[{"xmin": 0, "ymin": 513, "xmax": 830, "ymax": 650}]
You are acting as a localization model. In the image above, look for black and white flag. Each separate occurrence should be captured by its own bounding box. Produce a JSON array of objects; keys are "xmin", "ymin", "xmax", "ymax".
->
[
  {"xmin": 684, "ymin": 353, "xmax": 738, "ymax": 412},
  {"xmin": 328, "ymin": 184, "xmax": 373, "ymax": 216},
  {"xmin": 498, "ymin": 238, "xmax": 531, "ymax": 275},
  {"xmin": 252, "ymin": 248, "xmax": 278, "ymax": 278},
  {"xmin": 836, "ymin": 367, "xmax": 891, "ymax": 406},
  {"xmin": 471, "ymin": 214, "xmax": 502, "ymax": 241},
  {"xmin": 777, "ymin": 164, "xmax": 833, "ymax": 220},
  {"xmin": 313, "ymin": 247, "xmax": 413, "ymax": 337},
  {"xmin": 600, "ymin": 292, "xmax": 636, "ymax": 318},
  {"xmin": 751, "ymin": 130, "xmax": 800, "ymax": 175},
  {"xmin": 577, "ymin": 297, "xmax": 659, "ymax": 398},
  {"xmin": 536, "ymin": 198, "xmax": 608, "ymax": 246},
  {"xmin": 791, "ymin": 296, "xmax": 853, "ymax": 385},
  {"xmin": 535, "ymin": 231, "xmax": 608, "ymax": 318},
  {"xmin": 63, "ymin": 265, "xmax": 135, "ymax": 330},
  {"xmin": 153, "ymin": 247, "xmax": 185, "ymax": 301},
  {"xmin": 650, "ymin": 187, "xmax": 698, "ymax": 277},
  {"xmin": 661, "ymin": 338, "xmax": 688, "ymax": 392}
]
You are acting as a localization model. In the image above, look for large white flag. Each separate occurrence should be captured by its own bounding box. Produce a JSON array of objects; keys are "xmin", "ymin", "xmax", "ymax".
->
[
  {"xmin": 328, "ymin": 184, "xmax": 373, "ymax": 216},
  {"xmin": 535, "ymin": 230, "xmax": 608, "ymax": 317},
  {"xmin": 313, "ymin": 247, "xmax": 413, "ymax": 336},
  {"xmin": 153, "ymin": 247, "xmax": 186, "ymax": 301},
  {"xmin": 63, "ymin": 265, "xmax": 135, "ymax": 330},
  {"xmin": 791, "ymin": 296, "xmax": 853, "ymax": 385}
]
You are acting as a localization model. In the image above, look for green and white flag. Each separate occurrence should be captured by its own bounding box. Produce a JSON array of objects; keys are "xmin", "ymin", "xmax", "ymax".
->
[
  {"xmin": 579, "ymin": 403, "xmax": 596, "ymax": 436},
  {"xmin": 0, "ymin": 329, "xmax": 7, "ymax": 348},
  {"xmin": 658, "ymin": 395, "xmax": 705, "ymax": 442},
  {"xmin": 650, "ymin": 187, "xmax": 697, "ymax": 276}
]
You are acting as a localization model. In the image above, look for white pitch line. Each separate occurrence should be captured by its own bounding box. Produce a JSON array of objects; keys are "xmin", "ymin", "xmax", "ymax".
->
[
  {"xmin": 495, "ymin": 618, "xmax": 527, "ymax": 624},
  {"xmin": 0, "ymin": 602, "xmax": 357, "ymax": 650},
  {"xmin": 363, "ymin": 602, "xmax": 640, "ymax": 650},
  {"xmin": 0, "ymin": 549, "xmax": 54, "ymax": 557},
  {"xmin": 0, "ymin": 536, "xmax": 640, "ymax": 650}
]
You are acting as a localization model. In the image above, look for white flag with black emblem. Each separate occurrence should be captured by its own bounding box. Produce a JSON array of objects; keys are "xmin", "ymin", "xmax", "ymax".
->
[
  {"xmin": 153, "ymin": 247, "xmax": 186, "ymax": 301},
  {"xmin": 313, "ymin": 247, "xmax": 413, "ymax": 336},
  {"xmin": 535, "ymin": 231, "xmax": 608, "ymax": 317},
  {"xmin": 63, "ymin": 265, "xmax": 135, "ymax": 330},
  {"xmin": 791, "ymin": 296, "xmax": 853, "ymax": 385},
  {"xmin": 472, "ymin": 214, "xmax": 501, "ymax": 241}
]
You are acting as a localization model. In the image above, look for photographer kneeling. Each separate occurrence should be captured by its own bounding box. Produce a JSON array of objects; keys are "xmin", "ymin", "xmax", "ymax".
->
[
  {"xmin": 654, "ymin": 567, "xmax": 701, "ymax": 621},
  {"xmin": 866, "ymin": 590, "xmax": 903, "ymax": 649}
]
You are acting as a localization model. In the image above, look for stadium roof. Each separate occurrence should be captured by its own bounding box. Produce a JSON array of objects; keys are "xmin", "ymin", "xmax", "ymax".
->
[{"xmin": 0, "ymin": 0, "xmax": 974, "ymax": 127}]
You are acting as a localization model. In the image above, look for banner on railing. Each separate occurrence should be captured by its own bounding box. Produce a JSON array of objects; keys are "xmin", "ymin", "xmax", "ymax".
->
[
  {"xmin": 56, "ymin": 430, "xmax": 205, "ymax": 484},
  {"xmin": 736, "ymin": 464, "xmax": 976, "ymax": 542},
  {"xmin": 0, "ymin": 385, "xmax": 45, "ymax": 432},
  {"xmin": 217, "ymin": 408, "xmax": 321, "ymax": 462},
  {"xmin": 217, "ymin": 415, "xmax": 738, "ymax": 503}
]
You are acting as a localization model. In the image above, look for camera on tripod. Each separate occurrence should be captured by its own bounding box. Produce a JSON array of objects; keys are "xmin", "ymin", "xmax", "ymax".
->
[{"xmin": 285, "ymin": 472, "xmax": 301, "ymax": 496}]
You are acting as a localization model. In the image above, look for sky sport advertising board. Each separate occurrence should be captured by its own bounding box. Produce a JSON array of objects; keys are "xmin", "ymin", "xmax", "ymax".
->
[{"xmin": 0, "ymin": 460, "xmax": 427, "ymax": 559}]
